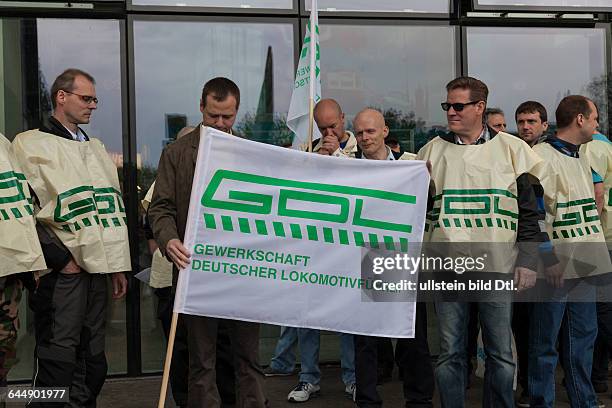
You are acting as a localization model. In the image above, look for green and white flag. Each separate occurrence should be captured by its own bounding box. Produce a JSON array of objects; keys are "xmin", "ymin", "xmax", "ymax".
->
[
  {"xmin": 175, "ymin": 127, "xmax": 431, "ymax": 338},
  {"xmin": 288, "ymin": 0, "xmax": 322, "ymax": 150}
]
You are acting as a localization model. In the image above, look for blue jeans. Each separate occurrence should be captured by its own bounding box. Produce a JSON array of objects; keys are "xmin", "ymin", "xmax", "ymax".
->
[
  {"xmin": 529, "ymin": 291, "xmax": 598, "ymax": 408},
  {"xmin": 269, "ymin": 327, "xmax": 355, "ymax": 385},
  {"xmin": 435, "ymin": 301, "xmax": 514, "ymax": 408}
]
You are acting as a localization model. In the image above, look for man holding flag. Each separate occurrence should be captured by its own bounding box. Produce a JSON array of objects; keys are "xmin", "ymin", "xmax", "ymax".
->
[{"xmin": 149, "ymin": 77, "xmax": 267, "ymax": 408}]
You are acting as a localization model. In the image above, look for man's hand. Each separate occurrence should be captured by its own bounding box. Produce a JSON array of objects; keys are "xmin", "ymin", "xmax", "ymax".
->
[
  {"xmin": 514, "ymin": 266, "xmax": 536, "ymax": 291},
  {"xmin": 544, "ymin": 262, "xmax": 564, "ymax": 289},
  {"xmin": 317, "ymin": 135, "xmax": 340, "ymax": 156},
  {"xmin": 111, "ymin": 272, "xmax": 128, "ymax": 299},
  {"xmin": 61, "ymin": 259, "xmax": 81, "ymax": 275},
  {"xmin": 166, "ymin": 239, "xmax": 191, "ymax": 269}
]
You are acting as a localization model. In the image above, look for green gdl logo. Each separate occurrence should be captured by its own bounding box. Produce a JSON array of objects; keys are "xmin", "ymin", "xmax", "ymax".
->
[
  {"xmin": 200, "ymin": 169, "xmax": 419, "ymax": 251},
  {"xmin": 55, "ymin": 186, "xmax": 126, "ymax": 232},
  {"xmin": 0, "ymin": 170, "xmax": 33, "ymax": 221}
]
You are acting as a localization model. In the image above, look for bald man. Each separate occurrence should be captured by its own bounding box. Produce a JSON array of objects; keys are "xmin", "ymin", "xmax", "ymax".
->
[
  {"xmin": 353, "ymin": 108, "xmax": 415, "ymax": 160},
  {"xmin": 352, "ymin": 109, "xmax": 432, "ymax": 408},
  {"xmin": 312, "ymin": 98, "xmax": 358, "ymax": 157},
  {"xmin": 271, "ymin": 99, "xmax": 358, "ymax": 403}
]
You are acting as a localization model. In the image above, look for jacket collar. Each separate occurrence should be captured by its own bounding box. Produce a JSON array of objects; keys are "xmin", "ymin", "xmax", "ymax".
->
[
  {"xmin": 40, "ymin": 116, "xmax": 90, "ymax": 141},
  {"xmin": 544, "ymin": 134, "xmax": 580, "ymax": 158},
  {"xmin": 439, "ymin": 125, "xmax": 498, "ymax": 144},
  {"xmin": 191, "ymin": 125, "xmax": 202, "ymax": 149}
]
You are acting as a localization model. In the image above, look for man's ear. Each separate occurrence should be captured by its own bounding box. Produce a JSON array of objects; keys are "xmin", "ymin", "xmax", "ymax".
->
[
  {"xmin": 383, "ymin": 126, "xmax": 389, "ymax": 138},
  {"xmin": 542, "ymin": 122, "xmax": 549, "ymax": 132},
  {"xmin": 200, "ymin": 99, "xmax": 204, "ymax": 114},
  {"xmin": 56, "ymin": 91, "xmax": 66, "ymax": 108}
]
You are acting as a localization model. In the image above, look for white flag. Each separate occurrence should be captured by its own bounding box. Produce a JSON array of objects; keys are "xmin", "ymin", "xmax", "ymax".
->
[
  {"xmin": 174, "ymin": 127, "xmax": 432, "ymax": 338},
  {"xmin": 288, "ymin": 0, "xmax": 322, "ymax": 150}
]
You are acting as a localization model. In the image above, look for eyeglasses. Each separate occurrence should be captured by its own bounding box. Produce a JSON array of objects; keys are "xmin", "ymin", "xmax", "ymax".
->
[
  {"xmin": 63, "ymin": 91, "xmax": 98, "ymax": 105},
  {"xmin": 441, "ymin": 101, "xmax": 480, "ymax": 112}
]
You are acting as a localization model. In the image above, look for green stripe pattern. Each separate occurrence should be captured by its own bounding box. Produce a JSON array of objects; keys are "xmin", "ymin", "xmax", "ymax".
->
[
  {"xmin": 60, "ymin": 215, "xmax": 128, "ymax": 233},
  {"xmin": 203, "ymin": 213, "xmax": 411, "ymax": 251}
]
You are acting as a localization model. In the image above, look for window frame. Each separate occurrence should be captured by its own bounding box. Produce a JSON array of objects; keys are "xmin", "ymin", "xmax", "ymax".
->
[
  {"xmin": 300, "ymin": 0, "xmax": 453, "ymax": 18},
  {"xmin": 127, "ymin": 0, "xmax": 298, "ymax": 15},
  {"xmin": 472, "ymin": 0, "xmax": 612, "ymax": 13}
]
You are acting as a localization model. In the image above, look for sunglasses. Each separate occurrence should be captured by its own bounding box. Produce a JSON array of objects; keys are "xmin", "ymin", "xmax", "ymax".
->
[
  {"xmin": 441, "ymin": 101, "xmax": 480, "ymax": 112},
  {"xmin": 63, "ymin": 90, "xmax": 99, "ymax": 105}
]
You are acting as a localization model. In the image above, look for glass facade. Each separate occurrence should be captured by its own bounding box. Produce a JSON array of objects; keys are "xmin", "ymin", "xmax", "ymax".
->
[
  {"xmin": 318, "ymin": 22, "xmax": 456, "ymax": 152},
  {"xmin": 0, "ymin": 17, "xmax": 127, "ymax": 379},
  {"xmin": 307, "ymin": 0, "xmax": 450, "ymax": 14},
  {"xmin": 130, "ymin": 0, "xmax": 294, "ymax": 9},
  {"xmin": 474, "ymin": 0, "xmax": 612, "ymax": 11},
  {"xmin": 0, "ymin": 1, "xmax": 610, "ymax": 379},
  {"xmin": 467, "ymin": 26, "xmax": 608, "ymax": 135}
]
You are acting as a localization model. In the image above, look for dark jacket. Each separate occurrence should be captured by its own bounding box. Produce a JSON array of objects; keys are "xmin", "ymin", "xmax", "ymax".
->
[
  {"xmin": 148, "ymin": 126, "xmax": 201, "ymax": 256},
  {"xmin": 437, "ymin": 127, "xmax": 540, "ymax": 271},
  {"xmin": 33, "ymin": 117, "xmax": 90, "ymax": 272}
]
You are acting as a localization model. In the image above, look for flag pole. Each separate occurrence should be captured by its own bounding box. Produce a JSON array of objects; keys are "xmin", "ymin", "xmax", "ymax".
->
[
  {"xmin": 307, "ymin": 0, "xmax": 317, "ymax": 152},
  {"xmin": 158, "ymin": 310, "xmax": 179, "ymax": 407},
  {"xmin": 307, "ymin": 97, "xmax": 314, "ymax": 153}
]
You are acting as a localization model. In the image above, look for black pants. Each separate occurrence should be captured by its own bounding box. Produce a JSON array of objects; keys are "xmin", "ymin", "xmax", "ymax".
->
[
  {"xmin": 28, "ymin": 272, "xmax": 108, "ymax": 408},
  {"xmin": 512, "ymin": 302, "xmax": 531, "ymax": 394},
  {"xmin": 156, "ymin": 287, "xmax": 236, "ymax": 406},
  {"xmin": 466, "ymin": 302, "xmax": 479, "ymax": 378},
  {"xmin": 355, "ymin": 302, "xmax": 434, "ymax": 408},
  {"xmin": 593, "ymin": 302, "xmax": 612, "ymax": 386}
]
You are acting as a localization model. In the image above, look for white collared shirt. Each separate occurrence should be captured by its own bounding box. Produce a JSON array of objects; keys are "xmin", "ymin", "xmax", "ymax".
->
[
  {"xmin": 454, "ymin": 126, "xmax": 490, "ymax": 145},
  {"xmin": 65, "ymin": 126, "xmax": 87, "ymax": 142}
]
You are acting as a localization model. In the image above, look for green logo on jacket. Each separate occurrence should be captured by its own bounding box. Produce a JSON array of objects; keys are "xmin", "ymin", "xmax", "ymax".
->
[
  {"xmin": 552, "ymin": 198, "xmax": 601, "ymax": 239},
  {"xmin": 55, "ymin": 186, "xmax": 126, "ymax": 232},
  {"xmin": 0, "ymin": 171, "xmax": 33, "ymax": 220},
  {"xmin": 427, "ymin": 189, "xmax": 519, "ymax": 232}
]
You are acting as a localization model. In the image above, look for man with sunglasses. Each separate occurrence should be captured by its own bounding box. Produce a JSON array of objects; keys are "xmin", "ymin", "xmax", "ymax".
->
[
  {"xmin": 417, "ymin": 76, "xmax": 542, "ymax": 408},
  {"xmin": 13, "ymin": 68, "xmax": 128, "ymax": 407}
]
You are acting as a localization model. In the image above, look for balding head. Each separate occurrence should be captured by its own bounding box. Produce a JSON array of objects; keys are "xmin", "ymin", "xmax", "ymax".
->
[
  {"xmin": 353, "ymin": 108, "xmax": 390, "ymax": 160},
  {"xmin": 314, "ymin": 98, "xmax": 347, "ymax": 143},
  {"xmin": 354, "ymin": 108, "xmax": 386, "ymax": 128}
]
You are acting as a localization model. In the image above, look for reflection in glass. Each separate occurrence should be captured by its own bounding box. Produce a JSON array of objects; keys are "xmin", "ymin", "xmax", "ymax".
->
[
  {"xmin": 37, "ymin": 19, "xmax": 124, "ymax": 157},
  {"xmin": 131, "ymin": 0, "xmax": 293, "ymax": 8},
  {"xmin": 467, "ymin": 27, "xmax": 608, "ymax": 135},
  {"xmin": 133, "ymin": 19, "xmax": 294, "ymax": 372},
  {"xmin": 318, "ymin": 23, "xmax": 455, "ymax": 153},
  {"xmin": 307, "ymin": 0, "xmax": 450, "ymax": 13}
]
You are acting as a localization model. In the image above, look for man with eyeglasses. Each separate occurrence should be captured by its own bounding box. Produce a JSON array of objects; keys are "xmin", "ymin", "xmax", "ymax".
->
[
  {"xmin": 485, "ymin": 107, "xmax": 507, "ymax": 133},
  {"xmin": 13, "ymin": 68, "xmax": 128, "ymax": 407},
  {"xmin": 417, "ymin": 76, "xmax": 542, "ymax": 408}
]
